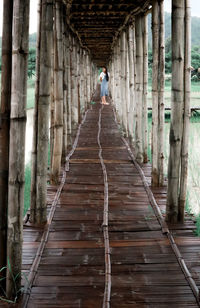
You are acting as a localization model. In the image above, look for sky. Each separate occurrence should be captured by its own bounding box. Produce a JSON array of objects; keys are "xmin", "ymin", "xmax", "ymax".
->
[{"xmin": 0, "ymin": 0, "xmax": 200, "ymax": 36}]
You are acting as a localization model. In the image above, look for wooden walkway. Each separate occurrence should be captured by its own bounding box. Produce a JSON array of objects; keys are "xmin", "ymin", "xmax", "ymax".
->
[{"xmin": 1, "ymin": 96, "xmax": 200, "ymax": 307}]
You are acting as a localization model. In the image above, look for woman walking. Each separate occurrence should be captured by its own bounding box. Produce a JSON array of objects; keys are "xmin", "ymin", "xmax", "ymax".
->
[{"xmin": 99, "ymin": 67, "xmax": 110, "ymax": 105}]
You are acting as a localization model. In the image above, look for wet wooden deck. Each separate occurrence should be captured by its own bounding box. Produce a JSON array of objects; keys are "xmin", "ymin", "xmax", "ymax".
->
[{"xmin": 1, "ymin": 98, "xmax": 200, "ymax": 308}]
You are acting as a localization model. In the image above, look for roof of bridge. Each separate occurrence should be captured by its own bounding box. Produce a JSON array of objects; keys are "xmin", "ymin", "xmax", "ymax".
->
[{"xmin": 64, "ymin": 0, "xmax": 152, "ymax": 66}]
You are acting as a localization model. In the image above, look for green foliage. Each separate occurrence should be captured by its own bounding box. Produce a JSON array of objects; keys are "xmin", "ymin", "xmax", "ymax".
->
[
  {"xmin": 148, "ymin": 12, "xmax": 200, "ymax": 47},
  {"xmin": 28, "ymin": 48, "xmax": 36, "ymax": 78},
  {"xmin": 148, "ymin": 42, "xmax": 200, "ymax": 75}
]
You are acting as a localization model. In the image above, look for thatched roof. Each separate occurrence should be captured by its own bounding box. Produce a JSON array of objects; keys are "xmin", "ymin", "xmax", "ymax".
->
[{"xmin": 63, "ymin": 0, "xmax": 152, "ymax": 66}]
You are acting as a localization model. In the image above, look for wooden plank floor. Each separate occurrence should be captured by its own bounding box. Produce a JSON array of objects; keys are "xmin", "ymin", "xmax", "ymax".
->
[{"xmin": 1, "ymin": 100, "xmax": 200, "ymax": 308}]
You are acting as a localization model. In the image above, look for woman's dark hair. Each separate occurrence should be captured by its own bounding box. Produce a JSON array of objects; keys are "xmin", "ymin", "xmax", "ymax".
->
[{"xmin": 103, "ymin": 66, "xmax": 109, "ymax": 81}]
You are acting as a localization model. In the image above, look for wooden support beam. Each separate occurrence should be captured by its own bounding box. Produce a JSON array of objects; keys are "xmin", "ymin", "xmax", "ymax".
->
[
  {"xmin": 135, "ymin": 14, "xmax": 144, "ymax": 163},
  {"xmin": 66, "ymin": 31, "xmax": 72, "ymax": 148},
  {"xmin": 62, "ymin": 20, "xmax": 68, "ymax": 162},
  {"xmin": 179, "ymin": 0, "xmax": 191, "ymax": 222},
  {"xmin": 30, "ymin": 0, "xmax": 53, "ymax": 224},
  {"xmin": 51, "ymin": 1, "xmax": 64, "ymax": 184},
  {"xmin": 6, "ymin": 0, "xmax": 30, "ymax": 298},
  {"xmin": 127, "ymin": 19, "xmax": 136, "ymax": 145},
  {"xmin": 142, "ymin": 14, "xmax": 148, "ymax": 163},
  {"xmin": 0, "ymin": 0, "xmax": 13, "ymax": 290},
  {"xmin": 70, "ymin": 36, "xmax": 79, "ymax": 133},
  {"xmin": 166, "ymin": 0, "xmax": 191, "ymax": 223},
  {"xmin": 151, "ymin": 0, "xmax": 165, "ymax": 186}
]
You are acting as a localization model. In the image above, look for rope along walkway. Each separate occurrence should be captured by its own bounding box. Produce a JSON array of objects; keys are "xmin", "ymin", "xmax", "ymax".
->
[{"xmin": 97, "ymin": 105, "xmax": 111, "ymax": 307}]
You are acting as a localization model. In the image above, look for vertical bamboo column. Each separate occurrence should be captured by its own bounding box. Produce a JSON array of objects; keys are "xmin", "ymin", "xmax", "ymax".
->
[
  {"xmin": 51, "ymin": 1, "xmax": 64, "ymax": 184},
  {"xmin": 120, "ymin": 31, "xmax": 128, "ymax": 134},
  {"xmin": 135, "ymin": 14, "xmax": 144, "ymax": 163},
  {"xmin": 79, "ymin": 48, "xmax": 85, "ymax": 116},
  {"xmin": 6, "ymin": 0, "xmax": 30, "ymax": 298},
  {"xmin": 0, "ymin": 0, "xmax": 13, "ymax": 284},
  {"xmin": 67, "ymin": 32, "xmax": 72, "ymax": 148},
  {"xmin": 70, "ymin": 36, "xmax": 78, "ymax": 134},
  {"xmin": 86, "ymin": 52, "xmax": 91, "ymax": 105},
  {"xmin": 166, "ymin": 0, "xmax": 185, "ymax": 222},
  {"xmin": 83, "ymin": 50, "xmax": 87, "ymax": 110},
  {"xmin": 62, "ymin": 22, "xmax": 68, "ymax": 162},
  {"xmin": 151, "ymin": 0, "xmax": 165, "ymax": 186},
  {"xmin": 76, "ymin": 43, "xmax": 81, "ymax": 123},
  {"xmin": 179, "ymin": 0, "xmax": 191, "ymax": 222},
  {"xmin": 30, "ymin": 0, "xmax": 53, "ymax": 224},
  {"xmin": 125, "ymin": 30, "xmax": 130, "ymax": 136},
  {"xmin": 127, "ymin": 19, "xmax": 136, "ymax": 144},
  {"xmin": 143, "ymin": 13, "xmax": 149, "ymax": 163}
]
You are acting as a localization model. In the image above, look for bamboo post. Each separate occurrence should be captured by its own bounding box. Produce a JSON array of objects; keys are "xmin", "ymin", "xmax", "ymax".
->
[
  {"xmin": 76, "ymin": 43, "xmax": 81, "ymax": 123},
  {"xmin": 86, "ymin": 52, "xmax": 91, "ymax": 106},
  {"xmin": 51, "ymin": 1, "xmax": 64, "ymax": 184},
  {"xmin": 62, "ymin": 22, "xmax": 68, "ymax": 162},
  {"xmin": 70, "ymin": 36, "xmax": 78, "ymax": 135},
  {"xmin": 158, "ymin": 0, "xmax": 165, "ymax": 185},
  {"xmin": 166, "ymin": 0, "xmax": 185, "ymax": 223},
  {"xmin": 125, "ymin": 30, "xmax": 130, "ymax": 136},
  {"xmin": 0, "ymin": 0, "xmax": 13, "ymax": 286},
  {"xmin": 30, "ymin": 0, "xmax": 53, "ymax": 224},
  {"xmin": 83, "ymin": 50, "xmax": 87, "ymax": 110},
  {"xmin": 143, "ymin": 13, "xmax": 148, "ymax": 163},
  {"xmin": 6, "ymin": 0, "xmax": 30, "ymax": 298},
  {"xmin": 79, "ymin": 48, "xmax": 85, "ymax": 116},
  {"xmin": 152, "ymin": 1, "xmax": 159, "ymax": 185},
  {"xmin": 116, "ymin": 39, "xmax": 122, "ymax": 121},
  {"xmin": 151, "ymin": 0, "xmax": 165, "ymax": 186},
  {"xmin": 120, "ymin": 31, "xmax": 128, "ymax": 135},
  {"xmin": 179, "ymin": 0, "xmax": 191, "ymax": 222},
  {"xmin": 135, "ymin": 14, "xmax": 144, "ymax": 163},
  {"xmin": 67, "ymin": 31, "xmax": 72, "ymax": 148},
  {"xmin": 127, "ymin": 20, "xmax": 136, "ymax": 144}
]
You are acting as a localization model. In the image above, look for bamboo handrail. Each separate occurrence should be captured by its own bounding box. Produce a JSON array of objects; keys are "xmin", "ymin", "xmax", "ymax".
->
[{"xmin": 97, "ymin": 105, "xmax": 111, "ymax": 308}]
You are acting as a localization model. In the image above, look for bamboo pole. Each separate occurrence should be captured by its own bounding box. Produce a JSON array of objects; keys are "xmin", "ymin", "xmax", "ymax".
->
[
  {"xmin": 51, "ymin": 1, "xmax": 64, "ymax": 184},
  {"xmin": 67, "ymin": 31, "xmax": 72, "ymax": 149},
  {"xmin": 120, "ymin": 31, "xmax": 128, "ymax": 135},
  {"xmin": 151, "ymin": 0, "xmax": 165, "ymax": 186},
  {"xmin": 30, "ymin": 0, "xmax": 53, "ymax": 224},
  {"xmin": 142, "ymin": 14, "xmax": 148, "ymax": 163},
  {"xmin": 166, "ymin": 0, "xmax": 185, "ymax": 223},
  {"xmin": 135, "ymin": 14, "xmax": 144, "ymax": 163},
  {"xmin": 83, "ymin": 50, "xmax": 88, "ymax": 110},
  {"xmin": 116, "ymin": 38, "xmax": 122, "ymax": 121},
  {"xmin": 70, "ymin": 36, "xmax": 78, "ymax": 135},
  {"xmin": 86, "ymin": 52, "xmax": 91, "ymax": 106},
  {"xmin": 125, "ymin": 30, "xmax": 130, "ymax": 136},
  {"xmin": 6, "ymin": 0, "xmax": 30, "ymax": 298},
  {"xmin": 158, "ymin": 0, "xmax": 165, "ymax": 185},
  {"xmin": 0, "ymin": 0, "xmax": 13, "ymax": 287},
  {"xmin": 76, "ymin": 43, "xmax": 81, "ymax": 123},
  {"xmin": 152, "ymin": 1, "xmax": 159, "ymax": 184},
  {"xmin": 179, "ymin": 0, "xmax": 191, "ymax": 222},
  {"xmin": 79, "ymin": 48, "xmax": 85, "ymax": 116},
  {"xmin": 50, "ymin": 43, "xmax": 55, "ymax": 169},
  {"xmin": 62, "ymin": 21, "xmax": 68, "ymax": 162},
  {"xmin": 127, "ymin": 20, "xmax": 136, "ymax": 145}
]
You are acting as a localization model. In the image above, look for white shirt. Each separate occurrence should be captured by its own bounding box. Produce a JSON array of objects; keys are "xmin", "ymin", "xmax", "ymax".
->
[{"xmin": 100, "ymin": 72, "xmax": 110, "ymax": 80}]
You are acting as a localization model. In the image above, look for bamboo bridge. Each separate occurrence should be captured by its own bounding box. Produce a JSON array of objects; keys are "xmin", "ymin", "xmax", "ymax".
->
[{"xmin": 1, "ymin": 0, "xmax": 200, "ymax": 307}]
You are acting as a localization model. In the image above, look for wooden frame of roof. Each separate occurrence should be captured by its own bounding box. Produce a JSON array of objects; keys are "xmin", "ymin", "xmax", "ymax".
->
[{"xmin": 62, "ymin": 0, "xmax": 152, "ymax": 66}]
